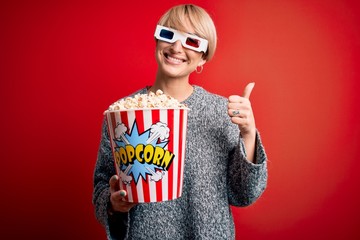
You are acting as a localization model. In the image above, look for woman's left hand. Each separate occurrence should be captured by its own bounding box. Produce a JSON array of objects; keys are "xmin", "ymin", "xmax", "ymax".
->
[
  {"xmin": 228, "ymin": 82, "xmax": 256, "ymax": 137},
  {"xmin": 228, "ymin": 82, "xmax": 257, "ymax": 162}
]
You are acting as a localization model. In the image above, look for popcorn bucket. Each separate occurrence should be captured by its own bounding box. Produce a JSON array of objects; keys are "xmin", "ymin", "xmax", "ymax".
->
[{"xmin": 105, "ymin": 108, "xmax": 189, "ymax": 203}]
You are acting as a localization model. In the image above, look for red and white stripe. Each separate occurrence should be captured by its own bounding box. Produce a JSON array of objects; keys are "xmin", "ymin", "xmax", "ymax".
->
[{"xmin": 105, "ymin": 108, "xmax": 188, "ymax": 203}]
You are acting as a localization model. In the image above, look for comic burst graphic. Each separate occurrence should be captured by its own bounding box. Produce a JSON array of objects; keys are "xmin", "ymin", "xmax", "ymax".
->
[{"xmin": 114, "ymin": 120, "xmax": 170, "ymax": 184}]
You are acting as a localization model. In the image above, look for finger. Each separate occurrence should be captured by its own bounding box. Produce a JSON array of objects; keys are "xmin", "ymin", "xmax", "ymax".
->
[
  {"xmin": 228, "ymin": 102, "xmax": 242, "ymax": 110},
  {"xmin": 119, "ymin": 189, "xmax": 127, "ymax": 198},
  {"xmin": 228, "ymin": 109, "xmax": 241, "ymax": 117},
  {"xmin": 242, "ymin": 82, "xmax": 255, "ymax": 99},
  {"xmin": 230, "ymin": 116, "xmax": 249, "ymax": 126},
  {"xmin": 230, "ymin": 116, "xmax": 242, "ymax": 125},
  {"xmin": 228, "ymin": 95, "xmax": 242, "ymax": 103},
  {"xmin": 109, "ymin": 175, "xmax": 120, "ymax": 193},
  {"xmin": 118, "ymin": 201, "xmax": 138, "ymax": 212}
]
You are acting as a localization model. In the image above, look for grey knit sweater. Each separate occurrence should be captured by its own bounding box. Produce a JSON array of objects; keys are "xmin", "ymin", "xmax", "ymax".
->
[{"xmin": 93, "ymin": 85, "xmax": 268, "ymax": 240}]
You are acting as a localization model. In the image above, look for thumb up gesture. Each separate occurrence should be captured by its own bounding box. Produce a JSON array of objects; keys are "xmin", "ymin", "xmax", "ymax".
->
[{"xmin": 228, "ymin": 82, "xmax": 256, "ymax": 138}]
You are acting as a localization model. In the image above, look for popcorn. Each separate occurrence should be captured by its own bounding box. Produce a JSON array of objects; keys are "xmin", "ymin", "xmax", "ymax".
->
[
  {"xmin": 105, "ymin": 89, "xmax": 188, "ymax": 112},
  {"xmin": 104, "ymin": 89, "xmax": 190, "ymax": 203}
]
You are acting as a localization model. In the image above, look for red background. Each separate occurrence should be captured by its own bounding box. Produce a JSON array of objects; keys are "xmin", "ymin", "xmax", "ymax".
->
[{"xmin": 1, "ymin": 0, "xmax": 359, "ymax": 239}]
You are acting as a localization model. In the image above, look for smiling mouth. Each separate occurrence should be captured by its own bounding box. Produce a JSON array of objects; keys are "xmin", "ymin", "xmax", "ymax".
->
[{"xmin": 164, "ymin": 53, "xmax": 186, "ymax": 64}]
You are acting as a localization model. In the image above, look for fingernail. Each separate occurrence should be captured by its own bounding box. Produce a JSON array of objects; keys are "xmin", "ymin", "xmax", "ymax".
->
[{"xmin": 119, "ymin": 190, "xmax": 126, "ymax": 197}]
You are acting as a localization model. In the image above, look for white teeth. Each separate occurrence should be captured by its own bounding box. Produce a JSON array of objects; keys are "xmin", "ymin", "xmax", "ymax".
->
[{"xmin": 167, "ymin": 55, "xmax": 184, "ymax": 63}]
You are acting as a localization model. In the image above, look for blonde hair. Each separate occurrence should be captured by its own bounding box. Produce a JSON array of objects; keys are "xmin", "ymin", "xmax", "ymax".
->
[{"xmin": 157, "ymin": 4, "xmax": 217, "ymax": 61}]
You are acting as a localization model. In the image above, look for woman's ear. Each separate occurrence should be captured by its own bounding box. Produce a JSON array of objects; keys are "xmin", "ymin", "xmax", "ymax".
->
[{"xmin": 199, "ymin": 58, "xmax": 207, "ymax": 66}]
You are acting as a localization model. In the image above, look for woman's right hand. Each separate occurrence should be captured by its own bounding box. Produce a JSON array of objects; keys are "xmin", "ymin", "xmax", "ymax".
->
[{"xmin": 109, "ymin": 175, "xmax": 137, "ymax": 213}]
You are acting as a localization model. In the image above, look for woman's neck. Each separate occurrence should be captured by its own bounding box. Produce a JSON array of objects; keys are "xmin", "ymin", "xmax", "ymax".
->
[{"xmin": 149, "ymin": 74, "xmax": 194, "ymax": 102}]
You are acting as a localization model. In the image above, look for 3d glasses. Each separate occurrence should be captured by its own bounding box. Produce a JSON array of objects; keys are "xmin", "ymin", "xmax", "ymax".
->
[{"xmin": 154, "ymin": 25, "xmax": 208, "ymax": 53}]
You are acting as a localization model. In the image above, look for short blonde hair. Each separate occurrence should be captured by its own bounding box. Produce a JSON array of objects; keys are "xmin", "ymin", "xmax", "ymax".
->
[{"xmin": 157, "ymin": 4, "xmax": 217, "ymax": 61}]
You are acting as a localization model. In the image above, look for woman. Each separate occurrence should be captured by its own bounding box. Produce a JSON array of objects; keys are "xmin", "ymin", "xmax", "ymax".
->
[{"xmin": 93, "ymin": 4, "xmax": 267, "ymax": 239}]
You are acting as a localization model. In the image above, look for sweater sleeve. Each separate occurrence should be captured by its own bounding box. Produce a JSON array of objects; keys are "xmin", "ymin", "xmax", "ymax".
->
[
  {"xmin": 92, "ymin": 118, "xmax": 130, "ymax": 239},
  {"xmin": 227, "ymin": 130, "xmax": 268, "ymax": 207}
]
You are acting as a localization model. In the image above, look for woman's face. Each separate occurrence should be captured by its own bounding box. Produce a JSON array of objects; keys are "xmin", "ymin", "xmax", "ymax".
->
[{"xmin": 155, "ymin": 21, "xmax": 206, "ymax": 79}]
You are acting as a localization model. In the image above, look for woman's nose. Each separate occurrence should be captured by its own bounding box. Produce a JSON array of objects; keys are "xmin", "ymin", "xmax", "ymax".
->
[{"xmin": 170, "ymin": 40, "xmax": 183, "ymax": 52}]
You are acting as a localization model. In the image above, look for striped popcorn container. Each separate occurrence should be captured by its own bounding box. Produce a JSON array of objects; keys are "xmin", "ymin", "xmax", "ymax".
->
[{"xmin": 105, "ymin": 108, "xmax": 189, "ymax": 203}]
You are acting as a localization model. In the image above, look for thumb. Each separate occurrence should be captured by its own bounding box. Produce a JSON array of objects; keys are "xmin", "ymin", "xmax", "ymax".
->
[
  {"xmin": 109, "ymin": 175, "xmax": 120, "ymax": 192},
  {"xmin": 242, "ymin": 82, "xmax": 255, "ymax": 99}
]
